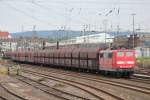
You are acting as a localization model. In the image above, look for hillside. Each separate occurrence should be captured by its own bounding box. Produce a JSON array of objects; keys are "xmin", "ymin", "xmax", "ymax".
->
[{"xmin": 11, "ymin": 30, "xmax": 131, "ymax": 39}]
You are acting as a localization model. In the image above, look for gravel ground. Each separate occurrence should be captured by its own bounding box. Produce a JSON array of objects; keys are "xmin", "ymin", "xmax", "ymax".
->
[{"xmin": 0, "ymin": 74, "xmax": 61, "ymax": 100}]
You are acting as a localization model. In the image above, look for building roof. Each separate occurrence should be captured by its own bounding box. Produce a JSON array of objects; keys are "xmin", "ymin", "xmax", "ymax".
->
[{"xmin": 0, "ymin": 32, "xmax": 11, "ymax": 38}]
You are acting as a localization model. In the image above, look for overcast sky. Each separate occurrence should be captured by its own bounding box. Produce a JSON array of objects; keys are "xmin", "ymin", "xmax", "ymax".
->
[{"xmin": 0, "ymin": 0, "xmax": 150, "ymax": 33}]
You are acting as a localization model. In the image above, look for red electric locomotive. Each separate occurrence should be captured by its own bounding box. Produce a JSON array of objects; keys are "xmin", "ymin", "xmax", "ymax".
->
[{"xmin": 99, "ymin": 50, "xmax": 135, "ymax": 76}]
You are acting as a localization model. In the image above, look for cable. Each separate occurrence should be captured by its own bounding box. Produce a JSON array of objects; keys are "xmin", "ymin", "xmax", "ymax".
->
[
  {"xmin": 29, "ymin": 0, "xmax": 150, "ymax": 5},
  {"xmin": 30, "ymin": 1, "xmax": 97, "ymax": 25},
  {"xmin": 30, "ymin": 1, "xmax": 65, "ymax": 16},
  {"xmin": 2, "ymin": 1, "xmax": 51, "ymax": 25}
]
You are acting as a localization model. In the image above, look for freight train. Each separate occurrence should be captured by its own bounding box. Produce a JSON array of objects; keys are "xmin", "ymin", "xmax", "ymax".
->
[{"xmin": 3, "ymin": 48, "xmax": 136, "ymax": 77}]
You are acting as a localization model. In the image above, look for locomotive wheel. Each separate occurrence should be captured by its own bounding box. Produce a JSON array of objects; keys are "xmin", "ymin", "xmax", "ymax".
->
[
  {"xmin": 124, "ymin": 72, "xmax": 131, "ymax": 78},
  {"xmin": 116, "ymin": 72, "xmax": 121, "ymax": 78},
  {"xmin": 110, "ymin": 72, "xmax": 115, "ymax": 77}
]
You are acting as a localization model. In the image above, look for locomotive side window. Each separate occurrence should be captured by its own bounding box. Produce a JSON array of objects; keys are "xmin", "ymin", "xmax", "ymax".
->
[
  {"xmin": 126, "ymin": 52, "xmax": 133, "ymax": 57},
  {"xmin": 117, "ymin": 52, "xmax": 124, "ymax": 57},
  {"xmin": 104, "ymin": 53, "xmax": 108, "ymax": 58}
]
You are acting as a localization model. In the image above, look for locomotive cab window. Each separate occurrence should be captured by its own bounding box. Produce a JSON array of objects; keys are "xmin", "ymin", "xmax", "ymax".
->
[
  {"xmin": 117, "ymin": 52, "xmax": 124, "ymax": 57},
  {"xmin": 126, "ymin": 52, "xmax": 133, "ymax": 57}
]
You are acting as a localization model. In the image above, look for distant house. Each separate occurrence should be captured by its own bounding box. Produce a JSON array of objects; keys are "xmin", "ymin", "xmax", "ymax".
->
[{"xmin": 0, "ymin": 31, "xmax": 11, "ymax": 39}]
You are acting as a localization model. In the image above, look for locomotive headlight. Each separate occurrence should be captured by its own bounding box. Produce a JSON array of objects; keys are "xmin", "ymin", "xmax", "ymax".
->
[
  {"xmin": 129, "ymin": 66, "xmax": 133, "ymax": 68},
  {"xmin": 127, "ymin": 61, "xmax": 134, "ymax": 64},
  {"xmin": 117, "ymin": 61, "xmax": 124, "ymax": 64}
]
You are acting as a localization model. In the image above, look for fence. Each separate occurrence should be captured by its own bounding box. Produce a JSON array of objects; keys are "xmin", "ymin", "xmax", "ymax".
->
[
  {"xmin": 135, "ymin": 47, "xmax": 150, "ymax": 67},
  {"xmin": 135, "ymin": 47, "xmax": 150, "ymax": 58}
]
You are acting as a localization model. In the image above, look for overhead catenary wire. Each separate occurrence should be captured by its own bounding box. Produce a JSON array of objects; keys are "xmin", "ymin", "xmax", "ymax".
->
[
  {"xmin": 27, "ymin": 0, "xmax": 150, "ymax": 5},
  {"xmin": 1, "ymin": 1, "xmax": 83, "ymax": 28},
  {"xmin": 1, "ymin": 1, "xmax": 52, "ymax": 25},
  {"xmin": 1, "ymin": 0, "xmax": 131, "ymax": 29},
  {"xmin": 30, "ymin": 1, "xmax": 88, "ymax": 25},
  {"xmin": 29, "ymin": 0, "xmax": 117, "ymax": 26},
  {"xmin": 29, "ymin": 1, "xmax": 65, "ymax": 16},
  {"xmin": 30, "ymin": 1, "xmax": 95, "ymax": 31},
  {"xmin": 1, "ymin": 0, "xmax": 150, "ymax": 32}
]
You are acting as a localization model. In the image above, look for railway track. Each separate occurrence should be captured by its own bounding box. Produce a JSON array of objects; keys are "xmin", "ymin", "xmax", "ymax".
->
[
  {"xmin": 17, "ymin": 64, "xmax": 149, "ymax": 99},
  {"xmin": 17, "ymin": 75, "xmax": 92, "ymax": 100},
  {"xmin": 135, "ymin": 67, "xmax": 150, "ymax": 76},
  {"xmin": 21, "ymin": 68, "xmax": 150, "ymax": 100},
  {"xmin": 0, "ymin": 96, "xmax": 7, "ymax": 100},
  {"xmin": 0, "ymin": 82, "xmax": 27, "ymax": 100},
  {"xmin": 5, "ymin": 62, "xmax": 150, "ymax": 86},
  {"xmin": 21, "ymin": 69, "xmax": 124, "ymax": 100},
  {"xmin": 21, "ymin": 67, "xmax": 150, "ymax": 95},
  {"xmin": 49, "ymin": 68, "xmax": 150, "ymax": 90},
  {"xmin": 20, "ymin": 65, "xmax": 150, "ymax": 89},
  {"xmin": 130, "ymin": 75, "xmax": 150, "ymax": 84},
  {"xmin": 2, "ymin": 62, "xmax": 150, "ymax": 100}
]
